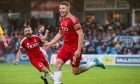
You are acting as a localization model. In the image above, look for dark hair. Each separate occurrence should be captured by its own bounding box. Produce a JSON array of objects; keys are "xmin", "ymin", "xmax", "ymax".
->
[
  {"xmin": 37, "ymin": 25, "xmax": 44, "ymax": 31},
  {"xmin": 24, "ymin": 26, "xmax": 32, "ymax": 30},
  {"xmin": 60, "ymin": 1, "xmax": 70, "ymax": 6},
  {"xmin": 24, "ymin": 26, "xmax": 30, "ymax": 28}
]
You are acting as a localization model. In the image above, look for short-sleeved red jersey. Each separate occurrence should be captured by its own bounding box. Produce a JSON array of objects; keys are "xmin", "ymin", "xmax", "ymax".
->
[
  {"xmin": 59, "ymin": 14, "xmax": 81, "ymax": 48},
  {"xmin": 20, "ymin": 35, "xmax": 45, "ymax": 59}
]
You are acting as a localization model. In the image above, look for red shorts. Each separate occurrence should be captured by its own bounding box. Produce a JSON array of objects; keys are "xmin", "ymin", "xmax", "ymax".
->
[
  {"xmin": 30, "ymin": 57, "xmax": 49, "ymax": 72},
  {"xmin": 57, "ymin": 46, "xmax": 82, "ymax": 67}
]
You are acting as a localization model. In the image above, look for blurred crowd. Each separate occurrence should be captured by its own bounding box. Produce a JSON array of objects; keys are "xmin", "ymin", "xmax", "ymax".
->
[
  {"xmin": 83, "ymin": 21, "xmax": 140, "ymax": 55},
  {"xmin": 0, "ymin": 17, "xmax": 140, "ymax": 55}
]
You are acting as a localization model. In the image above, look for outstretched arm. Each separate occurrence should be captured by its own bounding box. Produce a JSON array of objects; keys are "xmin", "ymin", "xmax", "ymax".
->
[
  {"xmin": 50, "ymin": 31, "xmax": 63, "ymax": 44},
  {"xmin": 44, "ymin": 30, "xmax": 63, "ymax": 49},
  {"xmin": 13, "ymin": 49, "xmax": 22, "ymax": 65}
]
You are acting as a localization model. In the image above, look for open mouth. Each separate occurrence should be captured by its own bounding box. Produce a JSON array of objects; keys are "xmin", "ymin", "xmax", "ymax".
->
[
  {"xmin": 60, "ymin": 12, "xmax": 65, "ymax": 16},
  {"xmin": 26, "ymin": 33, "xmax": 31, "ymax": 38}
]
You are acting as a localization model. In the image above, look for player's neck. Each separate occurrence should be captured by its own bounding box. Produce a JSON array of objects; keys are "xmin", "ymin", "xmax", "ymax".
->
[
  {"xmin": 26, "ymin": 35, "xmax": 33, "ymax": 39},
  {"xmin": 62, "ymin": 13, "xmax": 71, "ymax": 19},
  {"xmin": 66, "ymin": 12, "xmax": 71, "ymax": 17}
]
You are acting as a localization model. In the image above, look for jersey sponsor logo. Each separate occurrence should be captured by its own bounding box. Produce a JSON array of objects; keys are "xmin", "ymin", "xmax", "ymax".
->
[{"xmin": 26, "ymin": 42, "xmax": 39, "ymax": 49}]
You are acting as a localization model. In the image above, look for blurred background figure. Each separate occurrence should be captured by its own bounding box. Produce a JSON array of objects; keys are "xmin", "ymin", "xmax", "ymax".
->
[
  {"xmin": 36, "ymin": 25, "xmax": 49, "ymax": 41},
  {"xmin": 0, "ymin": 25, "xmax": 8, "ymax": 48},
  {"xmin": 36, "ymin": 25, "xmax": 49, "ymax": 61}
]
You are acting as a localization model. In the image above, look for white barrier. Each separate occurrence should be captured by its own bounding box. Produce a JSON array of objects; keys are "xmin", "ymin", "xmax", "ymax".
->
[{"xmin": 51, "ymin": 54, "xmax": 140, "ymax": 66}]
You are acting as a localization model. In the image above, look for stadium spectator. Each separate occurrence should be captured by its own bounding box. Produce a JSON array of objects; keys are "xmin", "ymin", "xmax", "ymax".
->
[
  {"xmin": 2, "ymin": 18, "xmax": 140, "ymax": 55},
  {"xmin": 126, "ymin": 48, "xmax": 133, "ymax": 55},
  {"xmin": 0, "ymin": 4, "xmax": 140, "ymax": 55}
]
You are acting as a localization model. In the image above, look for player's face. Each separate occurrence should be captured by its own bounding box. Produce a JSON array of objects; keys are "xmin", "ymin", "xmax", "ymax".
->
[
  {"xmin": 59, "ymin": 5, "xmax": 70, "ymax": 17},
  {"xmin": 24, "ymin": 27, "xmax": 32, "ymax": 39}
]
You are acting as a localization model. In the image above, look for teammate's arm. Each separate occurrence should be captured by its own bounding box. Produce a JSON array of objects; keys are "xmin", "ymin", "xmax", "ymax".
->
[
  {"xmin": 44, "ymin": 30, "xmax": 63, "ymax": 49},
  {"xmin": 51, "ymin": 30, "xmax": 63, "ymax": 44},
  {"xmin": 13, "ymin": 49, "xmax": 22, "ymax": 65}
]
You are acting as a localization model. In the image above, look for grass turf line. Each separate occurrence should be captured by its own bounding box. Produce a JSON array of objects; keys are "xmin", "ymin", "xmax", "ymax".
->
[{"xmin": 0, "ymin": 64, "xmax": 140, "ymax": 84}]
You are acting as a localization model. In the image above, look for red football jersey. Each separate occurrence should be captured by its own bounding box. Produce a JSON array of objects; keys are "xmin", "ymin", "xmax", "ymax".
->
[
  {"xmin": 20, "ymin": 35, "xmax": 45, "ymax": 59},
  {"xmin": 59, "ymin": 14, "xmax": 81, "ymax": 48}
]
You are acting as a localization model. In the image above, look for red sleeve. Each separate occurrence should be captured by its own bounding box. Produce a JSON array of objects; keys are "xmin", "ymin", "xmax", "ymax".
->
[
  {"xmin": 71, "ymin": 16, "xmax": 81, "ymax": 31},
  {"xmin": 74, "ymin": 22, "xmax": 81, "ymax": 31}
]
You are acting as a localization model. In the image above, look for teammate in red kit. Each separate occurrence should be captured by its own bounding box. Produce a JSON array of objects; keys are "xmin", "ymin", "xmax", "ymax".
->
[
  {"xmin": 44, "ymin": 1, "xmax": 105, "ymax": 84},
  {"xmin": 13, "ymin": 26, "xmax": 53, "ymax": 84}
]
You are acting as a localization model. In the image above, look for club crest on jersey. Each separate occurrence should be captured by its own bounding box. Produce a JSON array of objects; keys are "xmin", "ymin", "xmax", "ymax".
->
[
  {"xmin": 26, "ymin": 43, "xmax": 30, "ymax": 46},
  {"xmin": 34, "ymin": 39, "xmax": 37, "ymax": 42}
]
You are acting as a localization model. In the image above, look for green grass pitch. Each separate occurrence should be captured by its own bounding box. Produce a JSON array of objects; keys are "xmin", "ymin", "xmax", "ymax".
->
[{"xmin": 0, "ymin": 64, "xmax": 140, "ymax": 84}]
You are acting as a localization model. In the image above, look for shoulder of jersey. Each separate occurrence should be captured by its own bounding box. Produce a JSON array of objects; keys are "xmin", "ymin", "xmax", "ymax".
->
[
  {"xmin": 69, "ymin": 14, "xmax": 78, "ymax": 24},
  {"xmin": 20, "ymin": 37, "xmax": 26, "ymax": 44}
]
